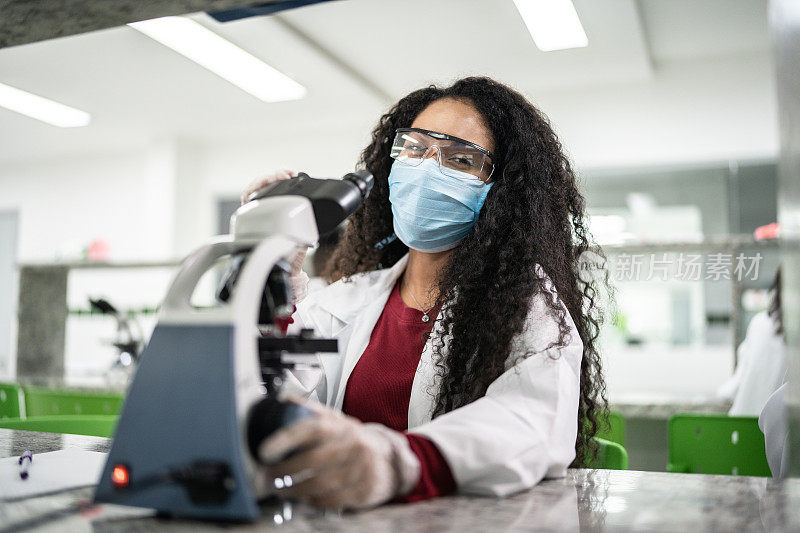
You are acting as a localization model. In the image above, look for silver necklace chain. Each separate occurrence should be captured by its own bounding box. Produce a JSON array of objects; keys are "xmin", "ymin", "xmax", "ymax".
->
[{"xmin": 403, "ymin": 279, "xmax": 434, "ymax": 323}]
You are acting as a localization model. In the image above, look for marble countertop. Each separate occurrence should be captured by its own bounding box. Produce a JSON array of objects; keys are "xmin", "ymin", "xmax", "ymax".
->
[
  {"xmin": 1, "ymin": 429, "xmax": 798, "ymax": 532},
  {"xmin": 610, "ymin": 396, "xmax": 732, "ymax": 419},
  {"xmin": 9, "ymin": 377, "xmax": 129, "ymax": 394}
]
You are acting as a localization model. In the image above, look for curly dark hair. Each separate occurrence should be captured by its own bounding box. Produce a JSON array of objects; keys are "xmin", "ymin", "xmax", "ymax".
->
[
  {"xmin": 325, "ymin": 76, "xmax": 608, "ymax": 466},
  {"xmin": 769, "ymin": 267, "xmax": 783, "ymax": 336}
]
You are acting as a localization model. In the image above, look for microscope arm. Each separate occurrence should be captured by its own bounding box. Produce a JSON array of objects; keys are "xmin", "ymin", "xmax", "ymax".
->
[{"xmin": 161, "ymin": 237, "xmax": 256, "ymax": 317}]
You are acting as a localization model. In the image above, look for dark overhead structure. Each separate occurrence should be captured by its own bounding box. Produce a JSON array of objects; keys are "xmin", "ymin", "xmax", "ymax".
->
[
  {"xmin": 0, "ymin": 0, "xmax": 335, "ymax": 49},
  {"xmin": 208, "ymin": 0, "xmax": 338, "ymax": 22}
]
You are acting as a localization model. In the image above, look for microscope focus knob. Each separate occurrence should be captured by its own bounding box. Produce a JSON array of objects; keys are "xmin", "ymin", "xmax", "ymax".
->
[{"xmin": 246, "ymin": 398, "xmax": 315, "ymax": 464}]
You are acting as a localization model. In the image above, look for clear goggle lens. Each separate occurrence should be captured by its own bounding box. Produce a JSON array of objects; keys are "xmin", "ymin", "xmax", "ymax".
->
[{"xmin": 390, "ymin": 129, "xmax": 495, "ymax": 182}]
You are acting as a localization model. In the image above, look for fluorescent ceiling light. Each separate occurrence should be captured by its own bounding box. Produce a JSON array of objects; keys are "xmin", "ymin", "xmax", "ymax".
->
[
  {"xmin": 0, "ymin": 82, "xmax": 91, "ymax": 127},
  {"xmin": 129, "ymin": 16, "xmax": 306, "ymax": 103},
  {"xmin": 512, "ymin": 0, "xmax": 588, "ymax": 51}
]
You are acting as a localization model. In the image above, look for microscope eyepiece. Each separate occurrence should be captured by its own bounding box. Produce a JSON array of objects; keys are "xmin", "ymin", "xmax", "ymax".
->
[{"xmin": 342, "ymin": 170, "xmax": 374, "ymax": 200}]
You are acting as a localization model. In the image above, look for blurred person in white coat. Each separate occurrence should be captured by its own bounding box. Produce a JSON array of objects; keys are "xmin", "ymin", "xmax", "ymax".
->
[
  {"xmin": 717, "ymin": 262, "xmax": 785, "ymax": 415},
  {"xmin": 243, "ymin": 77, "xmax": 607, "ymax": 510}
]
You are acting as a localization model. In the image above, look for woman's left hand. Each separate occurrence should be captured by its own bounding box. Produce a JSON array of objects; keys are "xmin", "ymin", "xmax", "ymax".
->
[{"xmin": 258, "ymin": 401, "xmax": 420, "ymax": 509}]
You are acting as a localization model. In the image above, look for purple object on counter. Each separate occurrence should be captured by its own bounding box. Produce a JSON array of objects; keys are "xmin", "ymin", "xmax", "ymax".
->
[{"xmin": 18, "ymin": 449, "xmax": 33, "ymax": 480}]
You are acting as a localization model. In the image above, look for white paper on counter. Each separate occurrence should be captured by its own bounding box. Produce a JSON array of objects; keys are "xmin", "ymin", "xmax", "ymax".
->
[{"xmin": 0, "ymin": 448, "xmax": 107, "ymax": 501}]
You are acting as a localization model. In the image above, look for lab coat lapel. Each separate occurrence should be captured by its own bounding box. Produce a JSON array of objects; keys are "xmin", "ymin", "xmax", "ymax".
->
[{"xmin": 327, "ymin": 255, "xmax": 409, "ymax": 410}]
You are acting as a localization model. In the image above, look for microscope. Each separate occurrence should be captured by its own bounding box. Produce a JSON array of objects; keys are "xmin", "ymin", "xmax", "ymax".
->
[
  {"xmin": 88, "ymin": 297, "xmax": 144, "ymax": 385},
  {"xmin": 94, "ymin": 170, "xmax": 373, "ymax": 521}
]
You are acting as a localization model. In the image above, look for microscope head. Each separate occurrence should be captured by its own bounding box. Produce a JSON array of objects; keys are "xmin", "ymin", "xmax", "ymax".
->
[
  {"xmin": 219, "ymin": 170, "xmax": 374, "ymax": 318},
  {"xmin": 231, "ymin": 196, "xmax": 319, "ymax": 247},
  {"xmin": 233, "ymin": 170, "xmax": 373, "ymax": 244}
]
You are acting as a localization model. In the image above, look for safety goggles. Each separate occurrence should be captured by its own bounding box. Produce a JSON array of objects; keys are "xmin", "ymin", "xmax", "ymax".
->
[{"xmin": 390, "ymin": 128, "xmax": 495, "ymax": 182}]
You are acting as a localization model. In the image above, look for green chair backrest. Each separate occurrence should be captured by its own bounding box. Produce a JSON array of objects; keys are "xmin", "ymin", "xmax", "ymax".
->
[
  {"xmin": 596, "ymin": 410, "xmax": 625, "ymax": 447},
  {"xmin": 24, "ymin": 387, "xmax": 124, "ymax": 417},
  {"xmin": 0, "ymin": 382, "xmax": 25, "ymax": 419},
  {"xmin": 0, "ymin": 415, "xmax": 118, "ymax": 438},
  {"xmin": 667, "ymin": 414, "xmax": 771, "ymax": 476},
  {"xmin": 589, "ymin": 437, "xmax": 629, "ymax": 470}
]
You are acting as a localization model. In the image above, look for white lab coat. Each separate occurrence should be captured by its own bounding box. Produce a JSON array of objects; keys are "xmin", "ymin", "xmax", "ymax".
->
[
  {"xmin": 286, "ymin": 254, "xmax": 582, "ymax": 497},
  {"xmin": 717, "ymin": 311, "xmax": 786, "ymax": 416},
  {"xmin": 759, "ymin": 382, "xmax": 788, "ymax": 478}
]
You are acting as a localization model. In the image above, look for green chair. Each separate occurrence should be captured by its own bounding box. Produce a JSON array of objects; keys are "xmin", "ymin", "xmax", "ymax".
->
[
  {"xmin": 596, "ymin": 410, "xmax": 626, "ymax": 447},
  {"xmin": 23, "ymin": 387, "xmax": 124, "ymax": 417},
  {"xmin": 0, "ymin": 382, "xmax": 25, "ymax": 419},
  {"xmin": 0, "ymin": 415, "xmax": 118, "ymax": 437},
  {"xmin": 667, "ymin": 414, "xmax": 771, "ymax": 476},
  {"xmin": 589, "ymin": 437, "xmax": 629, "ymax": 470}
]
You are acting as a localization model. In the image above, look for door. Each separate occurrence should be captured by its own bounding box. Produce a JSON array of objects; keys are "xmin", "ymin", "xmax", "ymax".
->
[{"xmin": 0, "ymin": 210, "xmax": 18, "ymax": 378}]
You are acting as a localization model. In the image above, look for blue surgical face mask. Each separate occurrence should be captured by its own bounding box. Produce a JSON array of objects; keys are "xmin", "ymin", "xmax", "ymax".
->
[{"xmin": 388, "ymin": 158, "xmax": 493, "ymax": 253}]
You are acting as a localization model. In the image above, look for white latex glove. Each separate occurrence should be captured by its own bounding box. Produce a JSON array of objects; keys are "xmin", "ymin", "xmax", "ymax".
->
[
  {"xmin": 242, "ymin": 170, "xmax": 309, "ymax": 304},
  {"xmin": 240, "ymin": 169, "xmax": 296, "ymax": 205},
  {"xmin": 289, "ymin": 249, "xmax": 309, "ymax": 304},
  {"xmin": 258, "ymin": 400, "xmax": 421, "ymax": 509}
]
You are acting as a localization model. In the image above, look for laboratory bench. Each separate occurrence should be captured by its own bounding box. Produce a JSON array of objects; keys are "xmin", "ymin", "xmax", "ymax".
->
[{"xmin": 1, "ymin": 429, "xmax": 798, "ymax": 532}]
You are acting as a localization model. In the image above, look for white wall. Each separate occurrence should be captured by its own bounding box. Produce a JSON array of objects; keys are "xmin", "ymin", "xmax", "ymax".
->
[
  {"xmin": 0, "ymin": 211, "xmax": 18, "ymax": 378},
  {"xmin": 604, "ymin": 345, "xmax": 733, "ymax": 401},
  {"xmin": 539, "ymin": 52, "xmax": 778, "ymax": 170},
  {"xmin": 1, "ymin": 152, "xmax": 153, "ymax": 262},
  {"xmin": 0, "ymin": 124, "xmax": 371, "ymax": 264}
]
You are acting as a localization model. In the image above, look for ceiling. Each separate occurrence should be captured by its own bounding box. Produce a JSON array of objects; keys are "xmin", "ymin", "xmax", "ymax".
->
[{"xmin": 0, "ymin": 0, "xmax": 770, "ymax": 163}]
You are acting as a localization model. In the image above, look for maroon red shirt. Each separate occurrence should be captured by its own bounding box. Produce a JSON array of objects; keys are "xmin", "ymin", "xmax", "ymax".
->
[{"xmin": 342, "ymin": 280, "xmax": 456, "ymax": 501}]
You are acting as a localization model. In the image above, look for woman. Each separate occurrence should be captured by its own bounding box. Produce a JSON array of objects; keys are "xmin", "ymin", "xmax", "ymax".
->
[
  {"xmin": 244, "ymin": 77, "xmax": 606, "ymax": 509},
  {"xmin": 727, "ymin": 268, "xmax": 786, "ymax": 415}
]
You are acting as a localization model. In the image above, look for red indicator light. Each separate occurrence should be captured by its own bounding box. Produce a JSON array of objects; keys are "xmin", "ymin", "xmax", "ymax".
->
[{"xmin": 111, "ymin": 464, "xmax": 130, "ymax": 489}]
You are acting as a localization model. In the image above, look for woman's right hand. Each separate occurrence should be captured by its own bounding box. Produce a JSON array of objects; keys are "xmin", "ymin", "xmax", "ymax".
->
[{"xmin": 241, "ymin": 169, "xmax": 310, "ymax": 304}]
